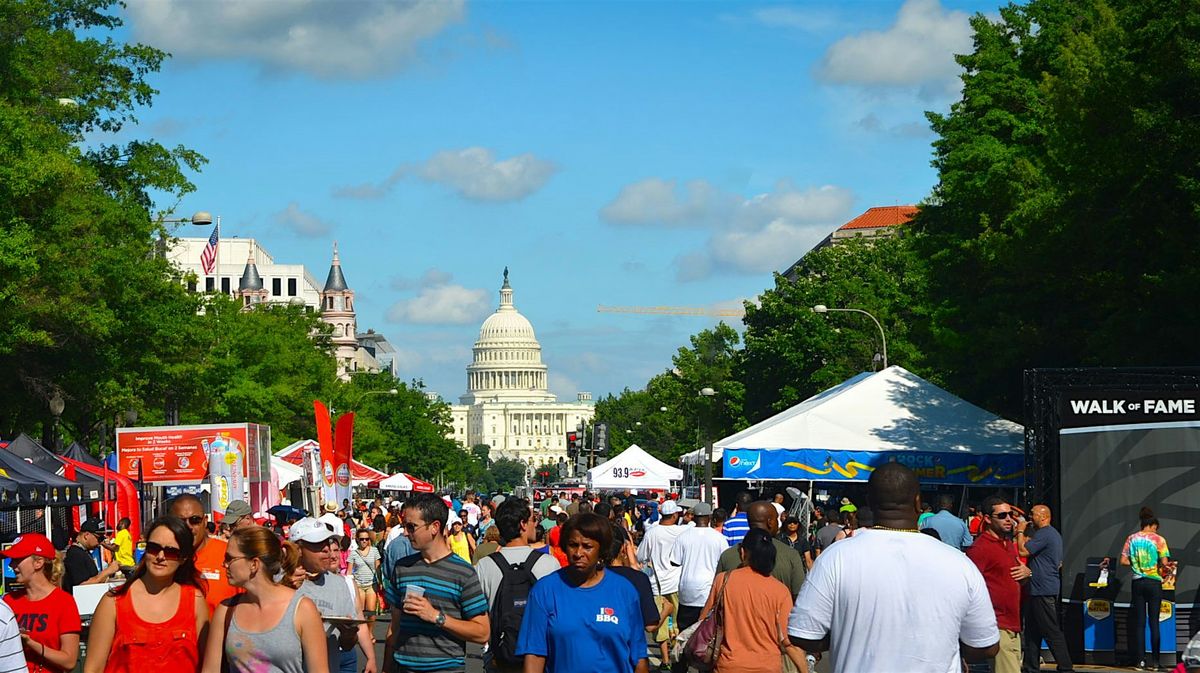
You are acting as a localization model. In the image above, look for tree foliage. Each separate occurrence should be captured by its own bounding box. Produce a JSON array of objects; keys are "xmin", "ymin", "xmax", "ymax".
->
[{"xmin": 915, "ymin": 0, "xmax": 1200, "ymax": 417}]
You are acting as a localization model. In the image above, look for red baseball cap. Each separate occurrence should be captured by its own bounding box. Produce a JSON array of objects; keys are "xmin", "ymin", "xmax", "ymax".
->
[{"xmin": 1, "ymin": 533, "xmax": 56, "ymax": 560}]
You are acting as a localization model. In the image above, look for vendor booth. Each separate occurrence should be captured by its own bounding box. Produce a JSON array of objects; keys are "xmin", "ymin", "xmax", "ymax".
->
[
  {"xmin": 588, "ymin": 444, "xmax": 682, "ymax": 492},
  {"xmin": 719, "ymin": 366, "xmax": 1025, "ymax": 487},
  {"xmin": 370, "ymin": 472, "xmax": 435, "ymax": 493}
]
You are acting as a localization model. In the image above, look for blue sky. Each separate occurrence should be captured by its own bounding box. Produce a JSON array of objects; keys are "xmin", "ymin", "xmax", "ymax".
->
[{"xmin": 118, "ymin": 0, "xmax": 998, "ymax": 402}]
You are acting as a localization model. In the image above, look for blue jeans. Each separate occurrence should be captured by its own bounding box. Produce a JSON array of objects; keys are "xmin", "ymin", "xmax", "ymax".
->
[{"xmin": 339, "ymin": 648, "xmax": 357, "ymax": 673}]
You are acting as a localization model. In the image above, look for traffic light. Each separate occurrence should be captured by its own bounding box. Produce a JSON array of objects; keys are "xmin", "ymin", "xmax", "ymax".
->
[{"xmin": 566, "ymin": 432, "xmax": 579, "ymax": 457}]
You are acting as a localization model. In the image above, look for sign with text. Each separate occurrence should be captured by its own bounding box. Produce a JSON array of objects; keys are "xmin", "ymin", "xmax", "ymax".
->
[
  {"xmin": 1059, "ymin": 390, "xmax": 1200, "ymax": 428},
  {"xmin": 116, "ymin": 423, "xmax": 269, "ymax": 485}
]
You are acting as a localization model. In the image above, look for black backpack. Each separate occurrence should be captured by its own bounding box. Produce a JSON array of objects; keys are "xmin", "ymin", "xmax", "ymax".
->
[{"xmin": 488, "ymin": 550, "xmax": 543, "ymax": 665}]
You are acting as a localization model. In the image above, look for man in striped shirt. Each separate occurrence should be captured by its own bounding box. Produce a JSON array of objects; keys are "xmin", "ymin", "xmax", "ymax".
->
[
  {"xmin": 721, "ymin": 490, "xmax": 754, "ymax": 546},
  {"xmin": 384, "ymin": 493, "xmax": 489, "ymax": 673},
  {"xmin": 0, "ymin": 601, "xmax": 25, "ymax": 673}
]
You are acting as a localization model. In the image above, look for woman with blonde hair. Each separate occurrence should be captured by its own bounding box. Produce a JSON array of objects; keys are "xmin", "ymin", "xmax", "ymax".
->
[
  {"xmin": 201, "ymin": 526, "xmax": 329, "ymax": 673},
  {"xmin": 84, "ymin": 516, "xmax": 209, "ymax": 673},
  {"xmin": 1, "ymin": 533, "xmax": 81, "ymax": 672}
]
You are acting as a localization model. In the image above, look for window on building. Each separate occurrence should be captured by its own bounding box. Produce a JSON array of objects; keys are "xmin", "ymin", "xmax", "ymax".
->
[
  {"xmin": 221, "ymin": 277, "xmax": 231, "ymax": 294},
  {"xmin": 205, "ymin": 277, "xmax": 215, "ymax": 292},
  {"xmin": 272, "ymin": 278, "xmax": 282, "ymax": 296},
  {"xmin": 187, "ymin": 280, "xmax": 197, "ymax": 293},
  {"xmin": 287, "ymin": 278, "xmax": 297, "ymax": 296}
]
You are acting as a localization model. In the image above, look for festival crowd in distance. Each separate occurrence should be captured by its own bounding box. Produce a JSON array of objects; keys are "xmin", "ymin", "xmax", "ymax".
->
[{"xmin": 0, "ymin": 463, "xmax": 1193, "ymax": 673}]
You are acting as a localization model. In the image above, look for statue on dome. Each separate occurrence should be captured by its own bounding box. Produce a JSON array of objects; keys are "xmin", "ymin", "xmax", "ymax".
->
[{"xmin": 503, "ymin": 266, "xmax": 509, "ymax": 281}]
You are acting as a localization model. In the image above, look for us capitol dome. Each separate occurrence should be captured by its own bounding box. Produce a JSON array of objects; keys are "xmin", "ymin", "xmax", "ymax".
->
[{"xmin": 448, "ymin": 269, "xmax": 594, "ymax": 473}]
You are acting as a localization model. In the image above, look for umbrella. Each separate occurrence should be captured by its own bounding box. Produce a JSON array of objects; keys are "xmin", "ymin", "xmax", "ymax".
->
[{"xmin": 267, "ymin": 505, "xmax": 307, "ymax": 521}]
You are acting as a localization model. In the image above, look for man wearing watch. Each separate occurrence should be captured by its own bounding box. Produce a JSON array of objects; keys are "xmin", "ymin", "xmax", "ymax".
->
[{"xmin": 384, "ymin": 493, "xmax": 489, "ymax": 673}]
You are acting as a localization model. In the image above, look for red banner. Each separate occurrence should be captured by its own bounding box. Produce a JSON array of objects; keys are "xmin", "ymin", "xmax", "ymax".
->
[
  {"xmin": 333, "ymin": 412, "xmax": 355, "ymax": 504},
  {"xmin": 314, "ymin": 401, "xmax": 335, "ymax": 499}
]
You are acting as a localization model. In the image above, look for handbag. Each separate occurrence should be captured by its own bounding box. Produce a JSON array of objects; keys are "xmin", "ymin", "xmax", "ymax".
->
[{"xmin": 683, "ymin": 571, "xmax": 732, "ymax": 670}]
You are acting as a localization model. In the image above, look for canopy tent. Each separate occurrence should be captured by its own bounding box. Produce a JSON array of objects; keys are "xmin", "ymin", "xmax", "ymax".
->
[
  {"xmin": 718, "ymin": 366, "xmax": 1024, "ymax": 486},
  {"xmin": 59, "ymin": 456, "xmax": 141, "ymax": 543},
  {"xmin": 60, "ymin": 442, "xmax": 103, "ymax": 468},
  {"xmin": 274, "ymin": 440, "xmax": 388, "ymax": 487},
  {"xmin": 0, "ymin": 435, "xmax": 103, "ymax": 505},
  {"xmin": 272, "ymin": 457, "xmax": 305, "ymax": 488},
  {"xmin": 369, "ymin": 472, "xmax": 435, "ymax": 493},
  {"xmin": 679, "ymin": 446, "xmax": 723, "ymax": 465},
  {"xmin": 4, "ymin": 434, "xmax": 107, "ymax": 500},
  {"xmin": 588, "ymin": 444, "xmax": 683, "ymax": 491}
]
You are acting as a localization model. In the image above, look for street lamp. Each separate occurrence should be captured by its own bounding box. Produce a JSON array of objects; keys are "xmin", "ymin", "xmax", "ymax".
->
[
  {"xmin": 698, "ymin": 387, "xmax": 716, "ymax": 503},
  {"xmin": 812, "ymin": 305, "xmax": 889, "ymax": 369},
  {"xmin": 48, "ymin": 392, "xmax": 65, "ymax": 451}
]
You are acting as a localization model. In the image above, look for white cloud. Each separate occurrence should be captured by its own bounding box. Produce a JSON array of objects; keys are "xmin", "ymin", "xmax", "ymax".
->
[
  {"xmin": 599, "ymin": 178, "xmax": 728, "ymax": 227},
  {"xmin": 126, "ymin": 0, "xmax": 465, "ymax": 79},
  {"xmin": 273, "ymin": 202, "xmax": 332, "ymax": 238},
  {"xmin": 600, "ymin": 177, "xmax": 855, "ymax": 280},
  {"xmin": 335, "ymin": 147, "xmax": 557, "ymax": 202},
  {"xmin": 386, "ymin": 271, "xmax": 489, "ymax": 325},
  {"xmin": 817, "ymin": 0, "xmax": 972, "ymax": 99},
  {"xmin": 419, "ymin": 147, "xmax": 557, "ymax": 202}
]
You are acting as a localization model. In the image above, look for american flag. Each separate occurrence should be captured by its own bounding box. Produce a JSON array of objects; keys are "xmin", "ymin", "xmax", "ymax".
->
[{"xmin": 199, "ymin": 224, "xmax": 219, "ymax": 275}]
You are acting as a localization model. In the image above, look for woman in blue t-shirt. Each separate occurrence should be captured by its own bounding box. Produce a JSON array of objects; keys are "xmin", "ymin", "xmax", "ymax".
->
[{"xmin": 516, "ymin": 513, "xmax": 649, "ymax": 673}]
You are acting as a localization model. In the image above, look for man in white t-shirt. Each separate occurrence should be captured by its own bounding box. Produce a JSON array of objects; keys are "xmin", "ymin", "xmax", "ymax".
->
[
  {"xmin": 789, "ymin": 463, "xmax": 999, "ymax": 673},
  {"xmin": 668, "ymin": 502, "xmax": 726, "ymax": 673},
  {"xmin": 637, "ymin": 500, "xmax": 688, "ymax": 662},
  {"xmin": 462, "ymin": 491, "xmax": 482, "ymax": 528}
]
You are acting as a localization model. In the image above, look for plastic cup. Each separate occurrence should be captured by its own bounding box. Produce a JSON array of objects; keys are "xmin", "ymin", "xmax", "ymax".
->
[{"xmin": 406, "ymin": 585, "xmax": 425, "ymax": 601}]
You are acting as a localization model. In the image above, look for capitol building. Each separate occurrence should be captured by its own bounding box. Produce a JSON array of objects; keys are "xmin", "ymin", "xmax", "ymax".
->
[{"xmin": 448, "ymin": 270, "xmax": 594, "ymax": 474}]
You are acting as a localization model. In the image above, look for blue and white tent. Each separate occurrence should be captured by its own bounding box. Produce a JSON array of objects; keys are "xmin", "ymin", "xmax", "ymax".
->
[{"xmin": 717, "ymin": 366, "xmax": 1024, "ymax": 486}]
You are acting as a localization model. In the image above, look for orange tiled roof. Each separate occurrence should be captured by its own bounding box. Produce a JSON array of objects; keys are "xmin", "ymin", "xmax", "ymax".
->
[{"xmin": 838, "ymin": 205, "xmax": 918, "ymax": 231}]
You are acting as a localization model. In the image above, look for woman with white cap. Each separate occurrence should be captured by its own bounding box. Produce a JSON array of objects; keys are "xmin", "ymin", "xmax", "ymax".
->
[{"xmin": 1, "ymin": 533, "xmax": 80, "ymax": 672}]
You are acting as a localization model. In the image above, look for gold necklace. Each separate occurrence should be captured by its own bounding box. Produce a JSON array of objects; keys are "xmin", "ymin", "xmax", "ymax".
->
[{"xmin": 872, "ymin": 525, "xmax": 920, "ymax": 533}]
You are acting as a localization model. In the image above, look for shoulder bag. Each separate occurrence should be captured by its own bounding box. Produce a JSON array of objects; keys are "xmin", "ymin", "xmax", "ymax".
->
[{"xmin": 683, "ymin": 570, "xmax": 732, "ymax": 670}]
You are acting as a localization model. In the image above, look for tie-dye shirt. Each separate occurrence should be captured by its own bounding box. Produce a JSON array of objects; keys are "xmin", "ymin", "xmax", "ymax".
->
[{"xmin": 1121, "ymin": 531, "xmax": 1170, "ymax": 581}]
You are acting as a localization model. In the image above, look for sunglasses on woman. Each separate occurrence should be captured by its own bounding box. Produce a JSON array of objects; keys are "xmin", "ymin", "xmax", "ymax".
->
[
  {"xmin": 144, "ymin": 541, "xmax": 183, "ymax": 561},
  {"xmin": 357, "ymin": 537, "xmax": 372, "ymax": 542}
]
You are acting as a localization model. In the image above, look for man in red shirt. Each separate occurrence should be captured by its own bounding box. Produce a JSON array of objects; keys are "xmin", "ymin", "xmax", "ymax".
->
[
  {"xmin": 170, "ymin": 493, "xmax": 238, "ymax": 615},
  {"xmin": 967, "ymin": 496, "xmax": 1031, "ymax": 673}
]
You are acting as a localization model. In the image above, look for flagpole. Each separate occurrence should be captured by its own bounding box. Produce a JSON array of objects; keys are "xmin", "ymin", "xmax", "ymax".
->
[{"xmin": 216, "ymin": 215, "xmax": 221, "ymax": 295}]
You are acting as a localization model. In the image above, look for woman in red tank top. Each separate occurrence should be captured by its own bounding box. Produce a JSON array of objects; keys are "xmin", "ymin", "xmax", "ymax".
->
[{"xmin": 83, "ymin": 516, "xmax": 210, "ymax": 673}]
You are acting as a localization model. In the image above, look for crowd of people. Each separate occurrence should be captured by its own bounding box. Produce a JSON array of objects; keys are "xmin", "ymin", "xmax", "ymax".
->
[{"xmin": 0, "ymin": 472, "xmax": 1193, "ymax": 673}]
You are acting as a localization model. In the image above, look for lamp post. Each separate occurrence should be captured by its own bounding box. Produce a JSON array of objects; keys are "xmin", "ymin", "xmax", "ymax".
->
[
  {"xmin": 699, "ymin": 387, "xmax": 716, "ymax": 503},
  {"xmin": 812, "ymin": 304, "xmax": 888, "ymax": 369},
  {"xmin": 48, "ymin": 393, "xmax": 65, "ymax": 452}
]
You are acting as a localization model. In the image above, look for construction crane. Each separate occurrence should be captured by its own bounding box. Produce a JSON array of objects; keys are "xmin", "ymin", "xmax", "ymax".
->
[{"xmin": 596, "ymin": 305, "xmax": 747, "ymax": 317}]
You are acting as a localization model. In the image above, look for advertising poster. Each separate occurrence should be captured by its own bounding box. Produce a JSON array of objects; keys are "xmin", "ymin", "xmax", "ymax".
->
[
  {"xmin": 116, "ymin": 425, "xmax": 250, "ymax": 484},
  {"xmin": 313, "ymin": 401, "xmax": 336, "ymax": 506}
]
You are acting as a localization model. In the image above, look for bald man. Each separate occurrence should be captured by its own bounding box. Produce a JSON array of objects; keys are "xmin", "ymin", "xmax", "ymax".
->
[
  {"xmin": 788, "ymin": 463, "xmax": 999, "ymax": 673},
  {"xmin": 1016, "ymin": 505, "xmax": 1074, "ymax": 673},
  {"xmin": 716, "ymin": 501, "xmax": 806, "ymax": 599}
]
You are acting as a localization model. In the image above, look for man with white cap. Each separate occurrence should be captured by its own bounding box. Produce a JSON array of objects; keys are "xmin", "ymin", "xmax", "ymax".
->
[
  {"xmin": 290, "ymin": 517, "xmax": 377, "ymax": 673},
  {"xmin": 637, "ymin": 499, "xmax": 688, "ymax": 666},
  {"xmin": 669, "ymin": 502, "xmax": 727, "ymax": 673}
]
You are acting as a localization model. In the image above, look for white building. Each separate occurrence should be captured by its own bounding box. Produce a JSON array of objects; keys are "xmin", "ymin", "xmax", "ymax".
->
[
  {"xmin": 171, "ymin": 237, "xmax": 388, "ymax": 381},
  {"xmin": 448, "ymin": 270, "xmax": 594, "ymax": 474},
  {"xmin": 169, "ymin": 237, "xmax": 323, "ymax": 308}
]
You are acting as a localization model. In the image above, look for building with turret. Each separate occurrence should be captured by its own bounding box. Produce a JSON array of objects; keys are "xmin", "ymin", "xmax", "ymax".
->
[
  {"xmin": 448, "ymin": 269, "xmax": 594, "ymax": 475},
  {"xmin": 319, "ymin": 243, "xmax": 359, "ymax": 381},
  {"xmin": 236, "ymin": 253, "xmax": 269, "ymax": 309}
]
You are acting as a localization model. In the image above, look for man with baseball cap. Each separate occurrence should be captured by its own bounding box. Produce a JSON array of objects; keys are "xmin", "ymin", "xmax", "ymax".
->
[
  {"xmin": 290, "ymin": 517, "xmax": 376, "ymax": 673},
  {"xmin": 62, "ymin": 520, "xmax": 119, "ymax": 594},
  {"xmin": 637, "ymin": 499, "xmax": 688, "ymax": 666},
  {"xmin": 669, "ymin": 501, "xmax": 726, "ymax": 673},
  {"xmin": 223, "ymin": 500, "xmax": 255, "ymax": 531}
]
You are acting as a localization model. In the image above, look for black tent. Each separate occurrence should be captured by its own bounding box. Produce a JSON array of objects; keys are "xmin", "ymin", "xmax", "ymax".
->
[
  {"xmin": 0, "ymin": 436, "xmax": 100, "ymax": 506},
  {"xmin": 5, "ymin": 434, "xmax": 106, "ymax": 504},
  {"xmin": 60, "ymin": 441, "xmax": 102, "ymax": 468}
]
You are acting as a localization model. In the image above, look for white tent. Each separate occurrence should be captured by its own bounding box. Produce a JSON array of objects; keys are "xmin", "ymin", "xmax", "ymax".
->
[
  {"xmin": 679, "ymin": 446, "xmax": 723, "ymax": 465},
  {"xmin": 588, "ymin": 444, "xmax": 683, "ymax": 491},
  {"xmin": 376, "ymin": 473, "xmax": 416, "ymax": 491},
  {"xmin": 717, "ymin": 366, "xmax": 1024, "ymax": 485},
  {"xmin": 271, "ymin": 457, "xmax": 305, "ymax": 488}
]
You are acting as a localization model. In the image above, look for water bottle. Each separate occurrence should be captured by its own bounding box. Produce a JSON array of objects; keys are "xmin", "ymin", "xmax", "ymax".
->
[{"xmin": 806, "ymin": 653, "xmax": 817, "ymax": 671}]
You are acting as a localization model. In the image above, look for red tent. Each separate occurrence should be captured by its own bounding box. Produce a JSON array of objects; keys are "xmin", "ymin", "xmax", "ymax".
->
[
  {"xmin": 274, "ymin": 440, "xmax": 388, "ymax": 485},
  {"xmin": 60, "ymin": 457, "xmax": 141, "ymax": 544}
]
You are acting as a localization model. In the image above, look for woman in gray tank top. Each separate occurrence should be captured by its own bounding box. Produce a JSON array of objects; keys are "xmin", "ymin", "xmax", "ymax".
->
[{"xmin": 200, "ymin": 527, "xmax": 331, "ymax": 673}]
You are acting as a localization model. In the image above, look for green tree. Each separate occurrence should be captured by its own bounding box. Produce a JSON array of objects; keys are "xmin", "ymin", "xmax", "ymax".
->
[
  {"xmin": 740, "ymin": 236, "xmax": 929, "ymax": 422},
  {"xmin": 915, "ymin": 0, "xmax": 1200, "ymax": 417},
  {"xmin": 0, "ymin": 0, "xmax": 205, "ymax": 443},
  {"xmin": 488, "ymin": 458, "xmax": 527, "ymax": 493}
]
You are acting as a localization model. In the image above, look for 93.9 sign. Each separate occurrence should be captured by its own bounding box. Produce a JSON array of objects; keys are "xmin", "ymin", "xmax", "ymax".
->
[{"xmin": 612, "ymin": 466, "xmax": 646, "ymax": 479}]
